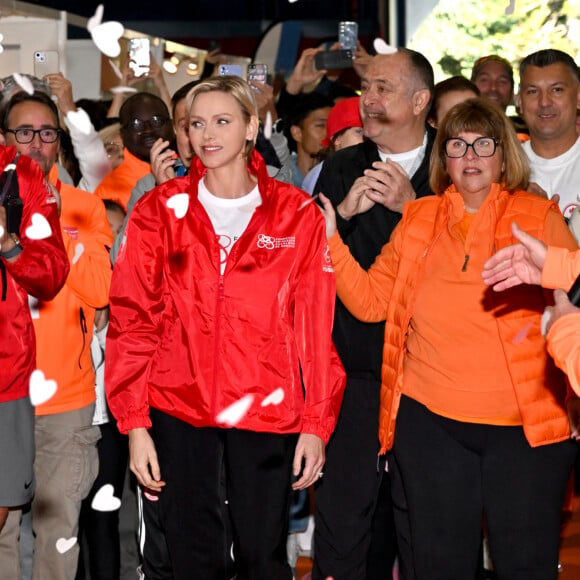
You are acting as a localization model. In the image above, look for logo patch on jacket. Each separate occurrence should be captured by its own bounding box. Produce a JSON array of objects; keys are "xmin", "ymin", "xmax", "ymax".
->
[
  {"xmin": 256, "ymin": 234, "xmax": 295, "ymax": 250},
  {"xmin": 63, "ymin": 226, "xmax": 79, "ymax": 240}
]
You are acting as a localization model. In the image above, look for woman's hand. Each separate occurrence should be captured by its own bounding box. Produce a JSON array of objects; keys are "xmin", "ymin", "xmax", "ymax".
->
[
  {"xmin": 292, "ymin": 433, "xmax": 325, "ymax": 490},
  {"xmin": 128, "ymin": 427, "xmax": 166, "ymax": 492},
  {"xmin": 319, "ymin": 193, "xmax": 337, "ymax": 238}
]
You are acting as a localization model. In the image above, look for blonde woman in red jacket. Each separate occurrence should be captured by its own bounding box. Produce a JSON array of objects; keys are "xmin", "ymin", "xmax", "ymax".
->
[
  {"xmin": 106, "ymin": 76, "xmax": 345, "ymax": 579},
  {"xmin": 320, "ymin": 98, "xmax": 578, "ymax": 580}
]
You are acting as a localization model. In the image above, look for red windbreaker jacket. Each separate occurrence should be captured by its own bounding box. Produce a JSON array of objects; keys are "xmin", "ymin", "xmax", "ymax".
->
[
  {"xmin": 0, "ymin": 147, "xmax": 69, "ymax": 403},
  {"xmin": 106, "ymin": 151, "xmax": 345, "ymax": 443}
]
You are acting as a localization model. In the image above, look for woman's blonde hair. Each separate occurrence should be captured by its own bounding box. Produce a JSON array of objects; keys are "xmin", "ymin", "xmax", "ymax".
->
[
  {"xmin": 430, "ymin": 97, "xmax": 529, "ymax": 194},
  {"xmin": 186, "ymin": 75, "xmax": 258, "ymax": 158},
  {"xmin": 98, "ymin": 122, "xmax": 122, "ymax": 145}
]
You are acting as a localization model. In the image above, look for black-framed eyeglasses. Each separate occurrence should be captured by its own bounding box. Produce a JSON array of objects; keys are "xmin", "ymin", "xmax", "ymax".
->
[
  {"xmin": 123, "ymin": 115, "xmax": 170, "ymax": 134},
  {"xmin": 5, "ymin": 127, "xmax": 61, "ymax": 144},
  {"xmin": 105, "ymin": 141, "xmax": 123, "ymax": 157},
  {"xmin": 444, "ymin": 136, "xmax": 499, "ymax": 158}
]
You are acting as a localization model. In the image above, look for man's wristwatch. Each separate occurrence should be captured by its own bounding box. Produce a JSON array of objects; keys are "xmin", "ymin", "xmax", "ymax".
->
[{"xmin": 0, "ymin": 234, "xmax": 22, "ymax": 259}]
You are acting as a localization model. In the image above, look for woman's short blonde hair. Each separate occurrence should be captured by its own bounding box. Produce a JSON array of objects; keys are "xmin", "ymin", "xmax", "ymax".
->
[
  {"xmin": 430, "ymin": 97, "xmax": 529, "ymax": 194},
  {"xmin": 186, "ymin": 75, "xmax": 258, "ymax": 158},
  {"xmin": 98, "ymin": 122, "xmax": 121, "ymax": 145}
]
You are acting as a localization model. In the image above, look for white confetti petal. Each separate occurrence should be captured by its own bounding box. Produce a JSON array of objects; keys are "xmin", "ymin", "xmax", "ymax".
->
[
  {"xmin": 166, "ymin": 193, "xmax": 189, "ymax": 219},
  {"xmin": 55, "ymin": 537, "xmax": 77, "ymax": 554},
  {"xmin": 13, "ymin": 73, "xmax": 34, "ymax": 96},
  {"xmin": 25, "ymin": 213, "xmax": 52, "ymax": 240},
  {"xmin": 216, "ymin": 395, "xmax": 254, "ymax": 426},
  {"xmin": 110, "ymin": 86, "xmax": 138, "ymax": 95},
  {"xmin": 541, "ymin": 308, "xmax": 552, "ymax": 337},
  {"xmin": 261, "ymin": 387, "xmax": 284, "ymax": 407},
  {"xmin": 297, "ymin": 195, "xmax": 317, "ymax": 212},
  {"xmin": 28, "ymin": 295, "xmax": 39, "ymax": 319},
  {"xmin": 264, "ymin": 111, "xmax": 273, "ymax": 140},
  {"xmin": 86, "ymin": 4, "xmax": 104, "ymax": 32},
  {"xmin": 90, "ymin": 21, "xmax": 124, "ymax": 58},
  {"xmin": 29, "ymin": 370, "xmax": 57, "ymax": 406},
  {"xmin": 72, "ymin": 243, "xmax": 84, "ymax": 265},
  {"xmin": 373, "ymin": 38, "xmax": 398, "ymax": 55},
  {"xmin": 0, "ymin": 225, "xmax": 4, "ymax": 239},
  {"xmin": 91, "ymin": 484, "xmax": 121, "ymax": 512},
  {"xmin": 513, "ymin": 322, "xmax": 532, "ymax": 344},
  {"xmin": 108, "ymin": 59, "xmax": 123, "ymax": 80}
]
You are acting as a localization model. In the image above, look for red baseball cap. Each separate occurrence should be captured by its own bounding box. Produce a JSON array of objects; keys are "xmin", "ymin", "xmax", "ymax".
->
[{"xmin": 322, "ymin": 97, "xmax": 362, "ymax": 147}]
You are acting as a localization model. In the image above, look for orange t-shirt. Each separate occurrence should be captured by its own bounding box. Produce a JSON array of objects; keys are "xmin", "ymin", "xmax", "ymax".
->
[{"xmin": 33, "ymin": 170, "xmax": 113, "ymax": 415}]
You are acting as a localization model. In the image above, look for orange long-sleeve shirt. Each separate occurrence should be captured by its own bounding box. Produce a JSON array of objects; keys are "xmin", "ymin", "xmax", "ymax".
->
[
  {"xmin": 329, "ymin": 184, "xmax": 577, "ymax": 429},
  {"xmin": 93, "ymin": 148, "xmax": 150, "ymax": 211},
  {"xmin": 543, "ymin": 245, "xmax": 580, "ymax": 397}
]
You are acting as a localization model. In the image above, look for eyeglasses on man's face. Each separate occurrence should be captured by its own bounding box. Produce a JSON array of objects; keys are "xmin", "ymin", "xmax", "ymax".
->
[
  {"xmin": 443, "ymin": 136, "xmax": 499, "ymax": 158},
  {"xmin": 123, "ymin": 115, "xmax": 170, "ymax": 134},
  {"xmin": 5, "ymin": 127, "xmax": 61, "ymax": 144}
]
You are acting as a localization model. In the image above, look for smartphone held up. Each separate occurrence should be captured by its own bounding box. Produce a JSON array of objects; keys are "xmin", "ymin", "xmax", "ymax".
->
[
  {"xmin": 128, "ymin": 38, "xmax": 150, "ymax": 78},
  {"xmin": 33, "ymin": 51, "xmax": 60, "ymax": 77}
]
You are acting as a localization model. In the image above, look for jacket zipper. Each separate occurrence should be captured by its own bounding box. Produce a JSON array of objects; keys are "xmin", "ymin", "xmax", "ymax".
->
[
  {"xmin": 78, "ymin": 307, "xmax": 87, "ymax": 370},
  {"xmin": 461, "ymin": 255, "xmax": 470, "ymax": 272},
  {"xmin": 211, "ymin": 267, "xmax": 225, "ymax": 418},
  {"xmin": 0, "ymin": 261, "xmax": 6, "ymax": 301}
]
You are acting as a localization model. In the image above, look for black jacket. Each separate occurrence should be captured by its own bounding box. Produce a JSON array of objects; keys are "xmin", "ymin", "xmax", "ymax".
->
[{"xmin": 314, "ymin": 127, "xmax": 436, "ymax": 378}]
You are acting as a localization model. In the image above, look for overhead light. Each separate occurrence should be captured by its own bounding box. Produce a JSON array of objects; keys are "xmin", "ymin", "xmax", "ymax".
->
[
  {"xmin": 163, "ymin": 53, "xmax": 182, "ymax": 74},
  {"xmin": 186, "ymin": 59, "xmax": 199, "ymax": 76}
]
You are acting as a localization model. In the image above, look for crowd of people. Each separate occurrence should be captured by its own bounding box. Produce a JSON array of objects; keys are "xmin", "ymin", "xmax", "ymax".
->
[{"xmin": 0, "ymin": 29, "xmax": 579, "ymax": 580}]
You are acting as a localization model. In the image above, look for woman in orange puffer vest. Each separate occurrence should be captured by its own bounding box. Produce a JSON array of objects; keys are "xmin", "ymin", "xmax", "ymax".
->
[{"xmin": 320, "ymin": 98, "xmax": 579, "ymax": 580}]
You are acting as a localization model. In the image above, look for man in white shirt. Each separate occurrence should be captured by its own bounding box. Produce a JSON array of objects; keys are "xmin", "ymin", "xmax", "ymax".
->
[{"xmin": 518, "ymin": 49, "xmax": 580, "ymax": 222}]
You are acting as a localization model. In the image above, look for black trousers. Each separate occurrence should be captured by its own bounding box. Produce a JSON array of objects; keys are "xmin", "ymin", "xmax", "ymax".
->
[
  {"xmin": 391, "ymin": 395, "xmax": 577, "ymax": 580},
  {"xmin": 76, "ymin": 422, "xmax": 128, "ymax": 580},
  {"xmin": 313, "ymin": 374, "xmax": 393, "ymax": 580},
  {"xmin": 142, "ymin": 408, "xmax": 296, "ymax": 580}
]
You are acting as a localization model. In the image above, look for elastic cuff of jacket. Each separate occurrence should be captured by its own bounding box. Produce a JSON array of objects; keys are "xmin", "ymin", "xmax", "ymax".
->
[
  {"xmin": 301, "ymin": 421, "xmax": 332, "ymax": 445},
  {"xmin": 117, "ymin": 415, "xmax": 152, "ymax": 435}
]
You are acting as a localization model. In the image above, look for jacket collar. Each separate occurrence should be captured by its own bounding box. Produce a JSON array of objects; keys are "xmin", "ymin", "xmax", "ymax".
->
[{"xmin": 443, "ymin": 182, "xmax": 507, "ymax": 219}]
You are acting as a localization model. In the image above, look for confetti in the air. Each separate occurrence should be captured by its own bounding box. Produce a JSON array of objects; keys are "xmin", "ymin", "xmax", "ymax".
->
[
  {"xmin": 29, "ymin": 370, "xmax": 57, "ymax": 406},
  {"xmin": 25, "ymin": 213, "xmax": 52, "ymax": 240},
  {"xmin": 216, "ymin": 395, "xmax": 254, "ymax": 426}
]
